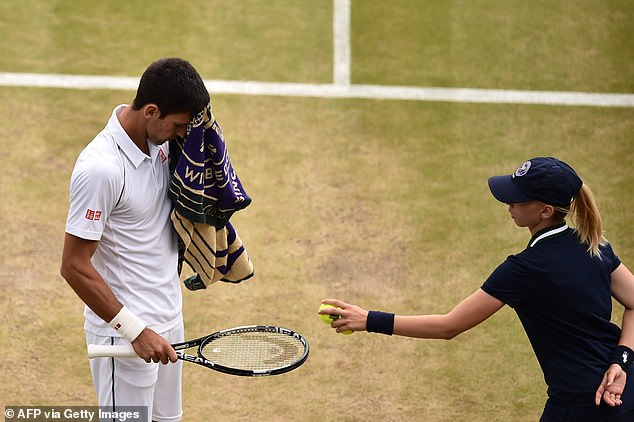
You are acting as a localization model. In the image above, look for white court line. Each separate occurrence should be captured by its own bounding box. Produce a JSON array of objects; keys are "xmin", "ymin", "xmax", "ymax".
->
[
  {"xmin": 1, "ymin": 72, "xmax": 633, "ymax": 107},
  {"xmin": 333, "ymin": 0, "xmax": 351, "ymax": 86}
]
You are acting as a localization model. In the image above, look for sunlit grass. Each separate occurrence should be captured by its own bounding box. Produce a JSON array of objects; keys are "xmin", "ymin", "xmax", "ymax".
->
[
  {"xmin": 1, "ymin": 86, "xmax": 632, "ymax": 420},
  {"xmin": 1, "ymin": 1, "xmax": 633, "ymax": 420}
]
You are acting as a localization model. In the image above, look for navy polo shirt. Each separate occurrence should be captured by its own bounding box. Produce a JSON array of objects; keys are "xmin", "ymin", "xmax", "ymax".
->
[{"xmin": 482, "ymin": 222, "xmax": 633, "ymax": 420}]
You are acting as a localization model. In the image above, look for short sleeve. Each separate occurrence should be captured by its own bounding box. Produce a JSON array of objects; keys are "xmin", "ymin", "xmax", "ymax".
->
[
  {"xmin": 65, "ymin": 151, "xmax": 123, "ymax": 241},
  {"xmin": 481, "ymin": 255, "xmax": 535, "ymax": 308},
  {"xmin": 601, "ymin": 242, "xmax": 621, "ymax": 273}
]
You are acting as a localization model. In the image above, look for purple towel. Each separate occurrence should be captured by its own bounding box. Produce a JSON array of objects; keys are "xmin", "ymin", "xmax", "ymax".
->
[{"xmin": 168, "ymin": 103, "xmax": 253, "ymax": 289}]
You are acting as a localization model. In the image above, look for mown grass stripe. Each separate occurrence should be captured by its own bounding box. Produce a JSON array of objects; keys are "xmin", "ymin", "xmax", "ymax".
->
[{"xmin": 1, "ymin": 72, "xmax": 632, "ymax": 107}]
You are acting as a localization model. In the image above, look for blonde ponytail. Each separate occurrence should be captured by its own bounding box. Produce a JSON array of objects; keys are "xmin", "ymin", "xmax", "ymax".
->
[{"xmin": 569, "ymin": 184, "xmax": 606, "ymax": 258}]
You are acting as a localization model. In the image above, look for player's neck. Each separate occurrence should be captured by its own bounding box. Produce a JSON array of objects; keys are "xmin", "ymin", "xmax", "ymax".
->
[
  {"xmin": 528, "ymin": 219, "xmax": 565, "ymax": 237},
  {"xmin": 117, "ymin": 105, "xmax": 150, "ymax": 155}
]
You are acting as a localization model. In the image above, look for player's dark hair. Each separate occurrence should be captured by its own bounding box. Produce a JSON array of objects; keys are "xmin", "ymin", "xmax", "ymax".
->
[{"xmin": 132, "ymin": 57, "xmax": 209, "ymax": 118}]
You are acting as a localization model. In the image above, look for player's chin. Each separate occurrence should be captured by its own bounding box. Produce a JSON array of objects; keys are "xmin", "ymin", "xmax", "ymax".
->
[
  {"xmin": 147, "ymin": 138, "xmax": 167, "ymax": 146},
  {"xmin": 150, "ymin": 136, "xmax": 178, "ymax": 145}
]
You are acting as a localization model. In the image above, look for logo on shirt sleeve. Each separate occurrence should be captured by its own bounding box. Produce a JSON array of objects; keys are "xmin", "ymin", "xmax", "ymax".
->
[{"xmin": 85, "ymin": 209, "xmax": 102, "ymax": 221}]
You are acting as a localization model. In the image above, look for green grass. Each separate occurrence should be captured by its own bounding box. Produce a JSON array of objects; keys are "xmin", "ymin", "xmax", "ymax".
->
[
  {"xmin": 353, "ymin": 0, "xmax": 634, "ymax": 92},
  {"xmin": 1, "ymin": 1, "xmax": 633, "ymax": 421},
  {"xmin": 0, "ymin": 0, "xmax": 333, "ymax": 82},
  {"xmin": 1, "ymin": 87, "xmax": 632, "ymax": 420}
]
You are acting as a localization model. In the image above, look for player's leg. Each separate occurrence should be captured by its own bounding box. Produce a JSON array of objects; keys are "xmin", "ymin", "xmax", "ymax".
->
[
  {"xmin": 86, "ymin": 332, "xmax": 158, "ymax": 422},
  {"xmin": 151, "ymin": 322, "xmax": 184, "ymax": 422}
]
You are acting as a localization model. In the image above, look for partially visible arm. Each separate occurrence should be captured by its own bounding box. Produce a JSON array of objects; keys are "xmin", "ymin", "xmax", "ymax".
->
[
  {"xmin": 60, "ymin": 233, "xmax": 177, "ymax": 364},
  {"xmin": 595, "ymin": 263, "xmax": 634, "ymax": 406},
  {"xmin": 321, "ymin": 288, "xmax": 504, "ymax": 339},
  {"xmin": 394, "ymin": 289, "xmax": 504, "ymax": 339},
  {"xmin": 60, "ymin": 233, "xmax": 122, "ymax": 322},
  {"xmin": 611, "ymin": 263, "xmax": 634, "ymax": 349}
]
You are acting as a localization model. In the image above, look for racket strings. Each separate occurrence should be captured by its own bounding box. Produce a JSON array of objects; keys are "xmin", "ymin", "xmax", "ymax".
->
[{"xmin": 200, "ymin": 331, "xmax": 305, "ymax": 371}]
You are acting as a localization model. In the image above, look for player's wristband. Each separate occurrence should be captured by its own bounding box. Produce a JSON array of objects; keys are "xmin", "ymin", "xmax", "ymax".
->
[
  {"xmin": 108, "ymin": 306, "xmax": 146, "ymax": 343},
  {"xmin": 366, "ymin": 311, "xmax": 395, "ymax": 335},
  {"xmin": 610, "ymin": 345, "xmax": 634, "ymax": 372}
]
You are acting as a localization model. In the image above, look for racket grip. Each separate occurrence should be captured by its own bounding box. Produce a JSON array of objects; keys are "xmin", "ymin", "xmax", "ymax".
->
[{"xmin": 87, "ymin": 344, "xmax": 138, "ymax": 358}]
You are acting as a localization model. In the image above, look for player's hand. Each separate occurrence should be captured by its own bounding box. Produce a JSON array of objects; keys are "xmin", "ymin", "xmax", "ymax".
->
[
  {"xmin": 321, "ymin": 299, "xmax": 369, "ymax": 333},
  {"xmin": 595, "ymin": 364, "xmax": 626, "ymax": 407},
  {"xmin": 131, "ymin": 328, "xmax": 178, "ymax": 364}
]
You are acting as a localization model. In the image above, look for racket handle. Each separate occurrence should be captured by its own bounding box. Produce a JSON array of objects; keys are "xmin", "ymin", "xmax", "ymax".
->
[{"xmin": 87, "ymin": 344, "xmax": 138, "ymax": 358}]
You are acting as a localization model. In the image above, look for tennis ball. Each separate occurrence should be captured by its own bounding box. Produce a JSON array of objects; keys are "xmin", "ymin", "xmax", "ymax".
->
[
  {"xmin": 319, "ymin": 303, "xmax": 339, "ymax": 324},
  {"xmin": 319, "ymin": 304, "xmax": 353, "ymax": 335}
]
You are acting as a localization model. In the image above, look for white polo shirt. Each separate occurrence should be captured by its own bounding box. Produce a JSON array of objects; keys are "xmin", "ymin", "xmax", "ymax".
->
[{"xmin": 66, "ymin": 105, "xmax": 182, "ymax": 336}]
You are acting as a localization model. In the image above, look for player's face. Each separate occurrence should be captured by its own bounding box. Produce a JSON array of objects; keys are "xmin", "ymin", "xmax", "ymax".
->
[
  {"xmin": 146, "ymin": 110, "xmax": 192, "ymax": 145},
  {"xmin": 507, "ymin": 201, "xmax": 546, "ymax": 230}
]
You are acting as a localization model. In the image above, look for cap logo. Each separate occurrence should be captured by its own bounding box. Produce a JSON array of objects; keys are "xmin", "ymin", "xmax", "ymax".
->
[{"xmin": 513, "ymin": 160, "xmax": 531, "ymax": 178}]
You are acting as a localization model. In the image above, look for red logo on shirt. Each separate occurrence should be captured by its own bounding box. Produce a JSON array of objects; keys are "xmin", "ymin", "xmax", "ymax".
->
[
  {"xmin": 159, "ymin": 148, "xmax": 167, "ymax": 163},
  {"xmin": 85, "ymin": 209, "xmax": 102, "ymax": 221},
  {"xmin": 114, "ymin": 323, "xmax": 121, "ymax": 330}
]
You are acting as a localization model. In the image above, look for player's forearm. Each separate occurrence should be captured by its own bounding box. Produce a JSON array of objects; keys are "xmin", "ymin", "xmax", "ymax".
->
[
  {"xmin": 61, "ymin": 263, "xmax": 122, "ymax": 322},
  {"xmin": 393, "ymin": 314, "xmax": 461, "ymax": 339},
  {"xmin": 610, "ymin": 264, "xmax": 634, "ymax": 348},
  {"xmin": 618, "ymin": 308, "xmax": 634, "ymax": 349},
  {"xmin": 373, "ymin": 289, "xmax": 503, "ymax": 339},
  {"xmin": 61, "ymin": 234, "xmax": 124, "ymax": 322}
]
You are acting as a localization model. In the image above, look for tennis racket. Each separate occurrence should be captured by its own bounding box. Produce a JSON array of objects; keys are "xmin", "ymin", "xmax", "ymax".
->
[{"xmin": 87, "ymin": 325, "xmax": 309, "ymax": 377}]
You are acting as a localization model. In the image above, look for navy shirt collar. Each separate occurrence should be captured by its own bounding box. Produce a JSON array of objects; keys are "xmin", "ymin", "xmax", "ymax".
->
[{"xmin": 528, "ymin": 222, "xmax": 570, "ymax": 248}]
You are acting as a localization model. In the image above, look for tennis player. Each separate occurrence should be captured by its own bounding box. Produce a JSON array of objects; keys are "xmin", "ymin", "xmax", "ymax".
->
[
  {"xmin": 321, "ymin": 157, "xmax": 634, "ymax": 421},
  {"xmin": 60, "ymin": 57, "xmax": 209, "ymax": 421}
]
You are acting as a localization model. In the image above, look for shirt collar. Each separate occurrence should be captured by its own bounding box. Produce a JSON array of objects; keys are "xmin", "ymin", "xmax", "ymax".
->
[
  {"xmin": 528, "ymin": 222, "xmax": 570, "ymax": 248},
  {"xmin": 108, "ymin": 105, "xmax": 150, "ymax": 168}
]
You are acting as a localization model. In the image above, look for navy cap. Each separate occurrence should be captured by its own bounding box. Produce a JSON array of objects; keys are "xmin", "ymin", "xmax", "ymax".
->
[{"xmin": 488, "ymin": 157, "xmax": 583, "ymax": 207}]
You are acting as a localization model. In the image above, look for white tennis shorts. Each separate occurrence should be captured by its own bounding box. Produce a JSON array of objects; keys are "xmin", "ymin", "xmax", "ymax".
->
[{"xmin": 86, "ymin": 323, "xmax": 184, "ymax": 422}]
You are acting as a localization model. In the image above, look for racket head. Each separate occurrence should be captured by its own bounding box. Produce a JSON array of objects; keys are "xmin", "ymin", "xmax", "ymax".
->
[{"xmin": 195, "ymin": 325, "xmax": 309, "ymax": 376}]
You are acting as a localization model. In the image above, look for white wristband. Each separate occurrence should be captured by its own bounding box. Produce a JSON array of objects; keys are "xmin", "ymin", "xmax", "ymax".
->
[{"xmin": 108, "ymin": 306, "xmax": 146, "ymax": 342}]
